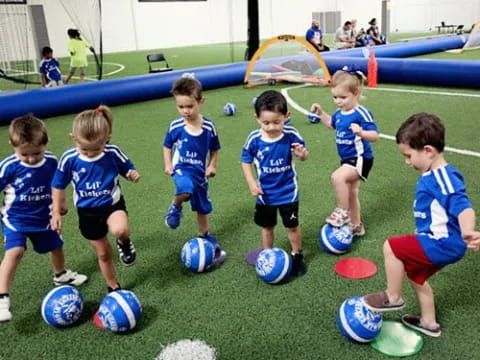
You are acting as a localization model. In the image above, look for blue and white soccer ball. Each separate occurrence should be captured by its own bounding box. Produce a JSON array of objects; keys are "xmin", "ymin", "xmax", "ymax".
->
[
  {"xmin": 97, "ymin": 290, "xmax": 142, "ymax": 333},
  {"xmin": 337, "ymin": 296, "xmax": 383, "ymax": 343},
  {"xmin": 255, "ymin": 248, "xmax": 292, "ymax": 284},
  {"xmin": 41, "ymin": 285, "xmax": 84, "ymax": 328},
  {"xmin": 319, "ymin": 223, "xmax": 353, "ymax": 254},
  {"xmin": 307, "ymin": 112, "xmax": 321, "ymax": 124},
  {"xmin": 223, "ymin": 102, "xmax": 236, "ymax": 116},
  {"xmin": 181, "ymin": 237, "xmax": 215, "ymax": 273}
]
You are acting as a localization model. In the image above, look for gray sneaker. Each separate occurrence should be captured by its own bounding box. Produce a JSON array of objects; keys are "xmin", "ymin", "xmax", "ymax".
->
[
  {"xmin": 53, "ymin": 269, "xmax": 88, "ymax": 286},
  {"xmin": 0, "ymin": 296, "xmax": 12, "ymax": 322}
]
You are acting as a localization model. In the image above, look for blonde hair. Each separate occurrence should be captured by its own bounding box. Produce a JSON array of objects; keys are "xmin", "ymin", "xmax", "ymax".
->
[
  {"xmin": 72, "ymin": 105, "xmax": 113, "ymax": 142},
  {"xmin": 9, "ymin": 114, "xmax": 48, "ymax": 147},
  {"xmin": 331, "ymin": 70, "xmax": 365, "ymax": 95}
]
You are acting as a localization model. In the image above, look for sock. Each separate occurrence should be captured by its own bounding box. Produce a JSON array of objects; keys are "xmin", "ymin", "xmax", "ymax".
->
[
  {"xmin": 55, "ymin": 270, "xmax": 67, "ymax": 277},
  {"xmin": 117, "ymin": 238, "xmax": 130, "ymax": 246},
  {"xmin": 107, "ymin": 283, "xmax": 121, "ymax": 293},
  {"xmin": 0, "ymin": 293, "xmax": 9, "ymax": 299}
]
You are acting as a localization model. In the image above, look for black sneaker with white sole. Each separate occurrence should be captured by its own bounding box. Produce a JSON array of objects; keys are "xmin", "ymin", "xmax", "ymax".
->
[{"xmin": 116, "ymin": 239, "xmax": 136, "ymax": 266}]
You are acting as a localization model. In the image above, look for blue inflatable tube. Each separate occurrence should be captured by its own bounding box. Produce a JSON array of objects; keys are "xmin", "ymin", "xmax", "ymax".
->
[{"xmin": 0, "ymin": 35, "xmax": 471, "ymax": 125}]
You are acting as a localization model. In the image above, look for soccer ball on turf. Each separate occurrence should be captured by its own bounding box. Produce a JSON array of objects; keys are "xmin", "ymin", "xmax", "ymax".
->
[
  {"xmin": 223, "ymin": 102, "xmax": 236, "ymax": 116},
  {"xmin": 97, "ymin": 290, "xmax": 142, "ymax": 333},
  {"xmin": 255, "ymin": 248, "xmax": 292, "ymax": 284},
  {"xmin": 41, "ymin": 285, "xmax": 84, "ymax": 327},
  {"xmin": 307, "ymin": 112, "xmax": 321, "ymax": 123},
  {"xmin": 319, "ymin": 223, "xmax": 353, "ymax": 254},
  {"xmin": 337, "ymin": 296, "xmax": 383, "ymax": 343},
  {"xmin": 181, "ymin": 237, "xmax": 215, "ymax": 272}
]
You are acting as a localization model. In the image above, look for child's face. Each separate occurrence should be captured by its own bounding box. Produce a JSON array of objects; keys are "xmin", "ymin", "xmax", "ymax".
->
[
  {"xmin": 44, "ymin": 52, "xmax": 53, "ymax": 60},
  {"xmin": 174, "ymin": 95, "xmax": 204, "ymax": 122},
  {"xmin": 256, "ymin": 110, "xmax": 290, "ymax": 139},
  {"xmin": 331, "ymin": 85, "xmax": 359, "ymax": 111},
  {"xmin": 74, "ymin": 137, "xmax": 106, "ymax": 159},
  {"xmin": 397, "ymin": 143, "xmax": 434, "ymax": 173},
  {"xmin": 14, "ymin": 143, "xmax": 46, "ymax": 166}
]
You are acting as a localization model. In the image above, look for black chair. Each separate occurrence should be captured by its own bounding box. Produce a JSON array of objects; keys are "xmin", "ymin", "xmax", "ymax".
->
[
  {"xmin": 147, "ymin": 53, "xmax": 172, "ymax": 73},
  {"xmin": 455, "ymin": 25, "xmax": 464, "ymax": 34}
]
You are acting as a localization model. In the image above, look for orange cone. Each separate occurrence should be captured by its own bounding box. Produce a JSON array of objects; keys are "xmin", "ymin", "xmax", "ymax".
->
[{"xmin": 367, "ymin": 51, "xmax": 378, "ymax": 88}]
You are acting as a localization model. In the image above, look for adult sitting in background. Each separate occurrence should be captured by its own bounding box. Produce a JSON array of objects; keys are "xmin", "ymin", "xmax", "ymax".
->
[
  {"xmin": 334, "ymin": 21, "xmax": 355, "ymax": 49},
  {"xmin": 367, "ymin": 18, "xmax": 386, "ymax": 45},
  {"xmin": 351, "ymin": 19, "xmax": 368, "ymax": 47},
  {"xmin": 306, "ymin": 20, "xmax": 330, "ymax": 52}
]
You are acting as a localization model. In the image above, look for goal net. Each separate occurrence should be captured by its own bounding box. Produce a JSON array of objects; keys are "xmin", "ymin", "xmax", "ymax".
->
[{"xmin": 463, "ymin": 21, "xmax": 480, "ymax": 50}]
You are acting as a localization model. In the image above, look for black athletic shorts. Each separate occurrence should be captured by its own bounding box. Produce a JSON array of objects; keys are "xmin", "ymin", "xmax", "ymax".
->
[
  {"xmin": 341, "ymin": 157, "xmax": 374, "ymax": 180},
  {"xmin": 254, "ymin": 202, "xmax": 299, "ymax": 228}
]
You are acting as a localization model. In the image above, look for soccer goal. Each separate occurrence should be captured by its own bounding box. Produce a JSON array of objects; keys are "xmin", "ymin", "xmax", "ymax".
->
[{"xmin": 447, "ymin": 20, "xmax": 480, "ymax": 53}]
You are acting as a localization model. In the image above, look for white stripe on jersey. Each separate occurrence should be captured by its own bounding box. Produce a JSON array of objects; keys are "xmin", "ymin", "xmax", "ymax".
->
[
  {"xmin": 357, "ymin": 106, "xmax": 374, "ymax": 123},
  {"xmin": 284, "ymin": 127, "xmax": 304, "ymax": 142},
  {"xmin": 202, "ymin": 119, "xmax": 217, "ymax": 136},
  {"xmin": 59, "ymin": 149, "xmax": 78, "ymax": 171},
  {"xmin": 0, "ymin": 155, "xmax": 18, "ymax": 178},
  {"xmin": 44, "ymin": 153, "xmax": 57, "ymax": 161},
  {"xmin": 429, "ymin": 199, "xmax": 449, "ymax": 239},
  {"xmin": 432, "ymin": 169, "xmax": 447, "ymax": 195},
  {"xmin": 105, "ymin": 145, "xmax": 128, "ymax": 163},
  {"xmin": 354, "ymin": 134, "xmax": 365, "ymax": 156},
  {"xmin": 169, "ymin": 118, "xmax": 185, "ymax": 132},
  {"xmin": 111, "ymin": 176, "xmax": 121, "ymax": 204},
  {"xmin": 439, "ymin": 167, "xmax": 455, "ymax": 193},
  {"xmin": 244, "ymin": 130, "xmax": 262, "ymax": 149},
  {"xmin": 1, "ymin": 184, "xmax": 17, "ymax": 231},
  {"xmin": 291, "ymin": 162, "xmax": 299, "ymax": 202}
]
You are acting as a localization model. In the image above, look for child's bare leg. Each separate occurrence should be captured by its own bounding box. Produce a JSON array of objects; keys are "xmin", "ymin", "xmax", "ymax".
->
[
  {"xmin": 108, "ymin": 210, "xmax": 130, "ymax": 243},
  {"xmin": 89, "ymin": 237, "xmax": 119, "ymax": 289},
  {"xmin": 64, "ymin": 71, "xmax": 74, "ymax": 84},
  {"xmin": 286, "ymin": 226, "xmax": 302, "ymax": 253},
  {"xmin": 49, "ymin": 247, "xmax": 66, "ymax": 274},
  {"xmin": 384, "ymin": 240, "xmax": 405, "ymax": 304},
  {"xmin": 0, "ymin": 247, "xmax": 24, "ymax": 294},
  {"xmin": 348, "ymin": 179, "xmax": 361, "ymax": 225},
  {"xmin": 409, "ymin": 280, "xmax": 438, "ymax": 327},
  {"xmin": 262, "ymin": 227, "xmax": 274, "ymax": 249},
  {"xmin": 331, "ymin": 166, "xmax": 351, "ymax": 210},
  {"xmin": 197, "ymin": 213, "xmax": 209, "ymax": 235},
  {"xmin": 173, "ymin": 193, "xmax": 190, "ymax": 207},
  {"xmin": 79, "ymin": 72, "xmax": 86, "ymax": 82}
]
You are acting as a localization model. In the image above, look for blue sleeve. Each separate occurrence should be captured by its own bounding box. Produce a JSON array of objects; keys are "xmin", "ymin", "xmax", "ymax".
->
[
  {"xmin": 163, "ymin": 128, "xmax": 174, "ymax": 148},
  {"xmin": 51, "ymin": 164, "xmax": 72, "ymax": 190},
  {"xmin": 293, "ymin": 132, "xmax": 307, "ymax": 149},
  {"xmin": 0, "ymin": 165, "xmax": 10, "ymax": 192},
  {"xmin": 54, "ymin": 58, "xmax": 60, "ymax": 67},
  {"xmin": 39, "ymin": 61, "xmax": 46, "ymax": 73},
  {"xmin": 109, "ymin": 146, "xmax": 136, "ymax": 177},
  {"xmin": 210, "ymin": 132, "xmax": 221, "ymax": 152},
  {"xmin": 306, "ymin": 29, "xmax": 313, "ymax": 41},
  {"xmin": 359, "ymin": 109, "xmax": 379, "ymax": 131},
  {"xmin": 241, "ymin": 141, "xmax": 254, "ymax": 164}
]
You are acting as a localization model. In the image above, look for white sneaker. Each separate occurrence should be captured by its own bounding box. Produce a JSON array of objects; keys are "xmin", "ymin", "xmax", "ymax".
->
[
  {"xmin": 0, "ymin": 296, "xmax": 12, "ymax": 322},
  {"xmin": 53, "ymin": 269, "xmax": 88, "ymax": 286}
]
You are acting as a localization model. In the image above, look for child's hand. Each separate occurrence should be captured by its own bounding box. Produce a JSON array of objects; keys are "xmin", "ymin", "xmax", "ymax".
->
[
  {"xmin": 164, "ymin": 164, "xmax": 174, "ymax": 176},
  {"xmin": 206, "ymin": 165, "xmax": 216, "ymax": 178},
  {"xmin": 60, "ymin": 203, "xmax": 68, "ymax": 216},
  {"xmin": 291, "ymin": 142, "xmax": 308, "ymax": 160},
  {"xmin": 51, "ymin": 213, "xmax": 62, "ymax": 235},
  {"xmin": 310, "ymin": 103, "xmax": 323, "ymax": 116},
  {"xmin": 350, "ymin": 123, "xmax": 362, "ymax": 135},
  {"xmin": 249, "ymin": 182, "xmax": 264, "ymax": 197},
  {"xmin": 126, "ymin": 170, "xmax": 140, "ymax": 183},
  {"xmin": 463, "ymin": 231, "xmax": 480, "ymax": 252}
]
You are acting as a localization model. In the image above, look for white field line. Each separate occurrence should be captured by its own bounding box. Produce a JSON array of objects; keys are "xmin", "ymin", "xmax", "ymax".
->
[
  {"xmin": 282, "ymin": 84, "xmax": 480, "ymax": 158},
  {"xmin": 80, "ymin": 62, "xmax": 126, "ymax": 81}
]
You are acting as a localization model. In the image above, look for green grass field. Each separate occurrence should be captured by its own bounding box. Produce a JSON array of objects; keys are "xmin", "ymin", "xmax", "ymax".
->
[{"xmin": 1, "ymin": 34, "xmax": 480, "ymax": 359}]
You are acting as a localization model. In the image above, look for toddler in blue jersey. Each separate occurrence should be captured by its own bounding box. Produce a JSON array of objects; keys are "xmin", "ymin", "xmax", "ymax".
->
[
  {"xmin": 310, "ymin": 69, "xmax": 379, "ymax": 235},
  {"xmin": 363, "ymin": 113, "xmax": 480, "ymax": 337},
  {"xmin": 241, "ymin": 90, "xmax": 309, "ymax": 276},
  {"xmin": 163, "ymin": 77, "xmax": 226, "ymax": 267},
  {"xmin": 0, "ymin": 115, "xmax": 87, "ymax": 322},
  {"xmin": 39, "ymin": 46, "xmax": 63, "ymax": 88},
  {"xmin": 51, "ymin": 106, "xmax": 140, "ymax": 292}
]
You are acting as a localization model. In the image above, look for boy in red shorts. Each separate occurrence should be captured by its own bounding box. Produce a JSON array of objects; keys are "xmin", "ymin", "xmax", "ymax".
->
[{"xmin": 363, "ymin": 113, "xmax": 480, "ymax": 337}]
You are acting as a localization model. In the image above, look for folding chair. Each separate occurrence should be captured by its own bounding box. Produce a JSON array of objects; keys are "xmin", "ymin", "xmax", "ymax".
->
[
  {"xmin": 147, "ymin": 53, "xmax": 172, "ymax": 73},
  {"xmin": 455, "ymin": 25, "xmax": 464, "ymax": 34}
]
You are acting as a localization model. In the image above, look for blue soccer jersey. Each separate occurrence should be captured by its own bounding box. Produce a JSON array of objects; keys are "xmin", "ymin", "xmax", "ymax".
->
[
  {"xmin": 0, "ymin": 152, "xmax": 58, "ymax": 232},
  {"xmin": 52, "ymin": 144, "xmax": 136, "ymax": 208},
  {"xmin": 163, "ymin": 116, "xmax": 221, "ymax": 178},
  {"xmin": 331, "ymin": 106, "xmax": 378, "ymax": 160},
  {"xmin": 39, "ymin": 58, "xmax": 62, "ymax": 82},
  {"xmin": 414, "ymin": 165, "xmax": 472, "ymax": 266},
  {"xmin": 241, "ymin": 126, "xmax": 306, "ymax": 206}
]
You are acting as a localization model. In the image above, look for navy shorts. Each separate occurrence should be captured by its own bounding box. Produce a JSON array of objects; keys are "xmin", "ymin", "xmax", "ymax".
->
[
  {"xmin": 173, "ymin": 171, "xmax": 212, "ymax": 215},
  {"xmin": 254, "ymin": 202, "xmax": 299, "ymax": 228},
  {"xmin": 2, "ymin": 225, "xmax": 63, "ymax": 254},
  {"xmin": 341, "ymin": 157, "xmax": 374, "ymax": 180},
  {"xmin": 77, "ymin": 196, "xmax": 127, "ymax": 240}
]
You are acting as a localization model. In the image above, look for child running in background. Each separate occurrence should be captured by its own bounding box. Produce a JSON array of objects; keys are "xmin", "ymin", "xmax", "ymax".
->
[
  {"xmin": 51, "ymin": 106, "xmax": 139, "ymax": 292},
  {"xmin": 310, "ymin": 68, "xmax": 379, "ymax": 236},
  {"xmin": 163, "ymin": 76, "xmax": 226, "ymax": 267},
  {"xmin": 39, "ymin": 46, "xmax": 63, "ymax": 88},
  {"xmin": 0, "ymin": 115, "xmax": 87, "ymax": 322},
  {"xmin": 64, "ymin": 29, "xmax": 94, "ymax": 84},
  {"xmin": 241, "ymin": 90, "xmax": 309, "ymax": 276},
  {"xmin": 363, "ymin": 113, "xmax": 480, "ymax": 337}
]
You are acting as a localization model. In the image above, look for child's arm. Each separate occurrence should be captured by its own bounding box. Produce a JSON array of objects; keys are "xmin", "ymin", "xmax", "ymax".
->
[
  {"xmin": 51, "ymin": 188, "xmax": 67, "ymax": 234},
  {"xmin": 458, "ymin": 208, "xmax": 480, "ymax": 251},
  {"xmin": 291, "ymin": 143, "xmax": 309, "ymax": 161},
  {"xmin": 350, "ymin": 124, "xmax": 380, "ymax": 142},
  {"xmin": 163, "ymin": 146, "xmax": 174, "ymax": 175},
  {"xmin": 41, "ymin": 73, "xmax": 47, "ymax": 87},
  {"xmin": 241, "ymin": 162, "xmax": 263, "ymax": 196},
  {"xmin": 310, "ymin": 103, "xmax": 333, "ymax": 128},
  {"xmin": 206, "ymin": 150, "xmax": 218, "ymax": 178}
]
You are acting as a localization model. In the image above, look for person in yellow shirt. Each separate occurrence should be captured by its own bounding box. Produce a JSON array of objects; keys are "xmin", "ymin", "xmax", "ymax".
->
[{"xmin": 64, "ymin": 29, "xmax": 94, "ymax": 84}]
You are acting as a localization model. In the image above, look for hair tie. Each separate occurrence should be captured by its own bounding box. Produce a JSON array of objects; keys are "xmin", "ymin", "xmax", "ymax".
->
[
  {"xmin": 95, "ymin": 107, "xmax": 101, "ymax": 113},
  {"xmin": 341, "ymin": 66, "xmax": 365, "ymax": 81}
]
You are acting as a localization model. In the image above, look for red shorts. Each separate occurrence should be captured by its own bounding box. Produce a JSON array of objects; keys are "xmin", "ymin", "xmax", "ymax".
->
[{"xmin": 388, "ymin": 234, "xmax": 442, "ymax": 285}]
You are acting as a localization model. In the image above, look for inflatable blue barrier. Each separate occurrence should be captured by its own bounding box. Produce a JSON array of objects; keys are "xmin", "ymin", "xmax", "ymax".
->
[{"xmin": 0, "ymin": 35, "xmax": 472, "ymax": 125}]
